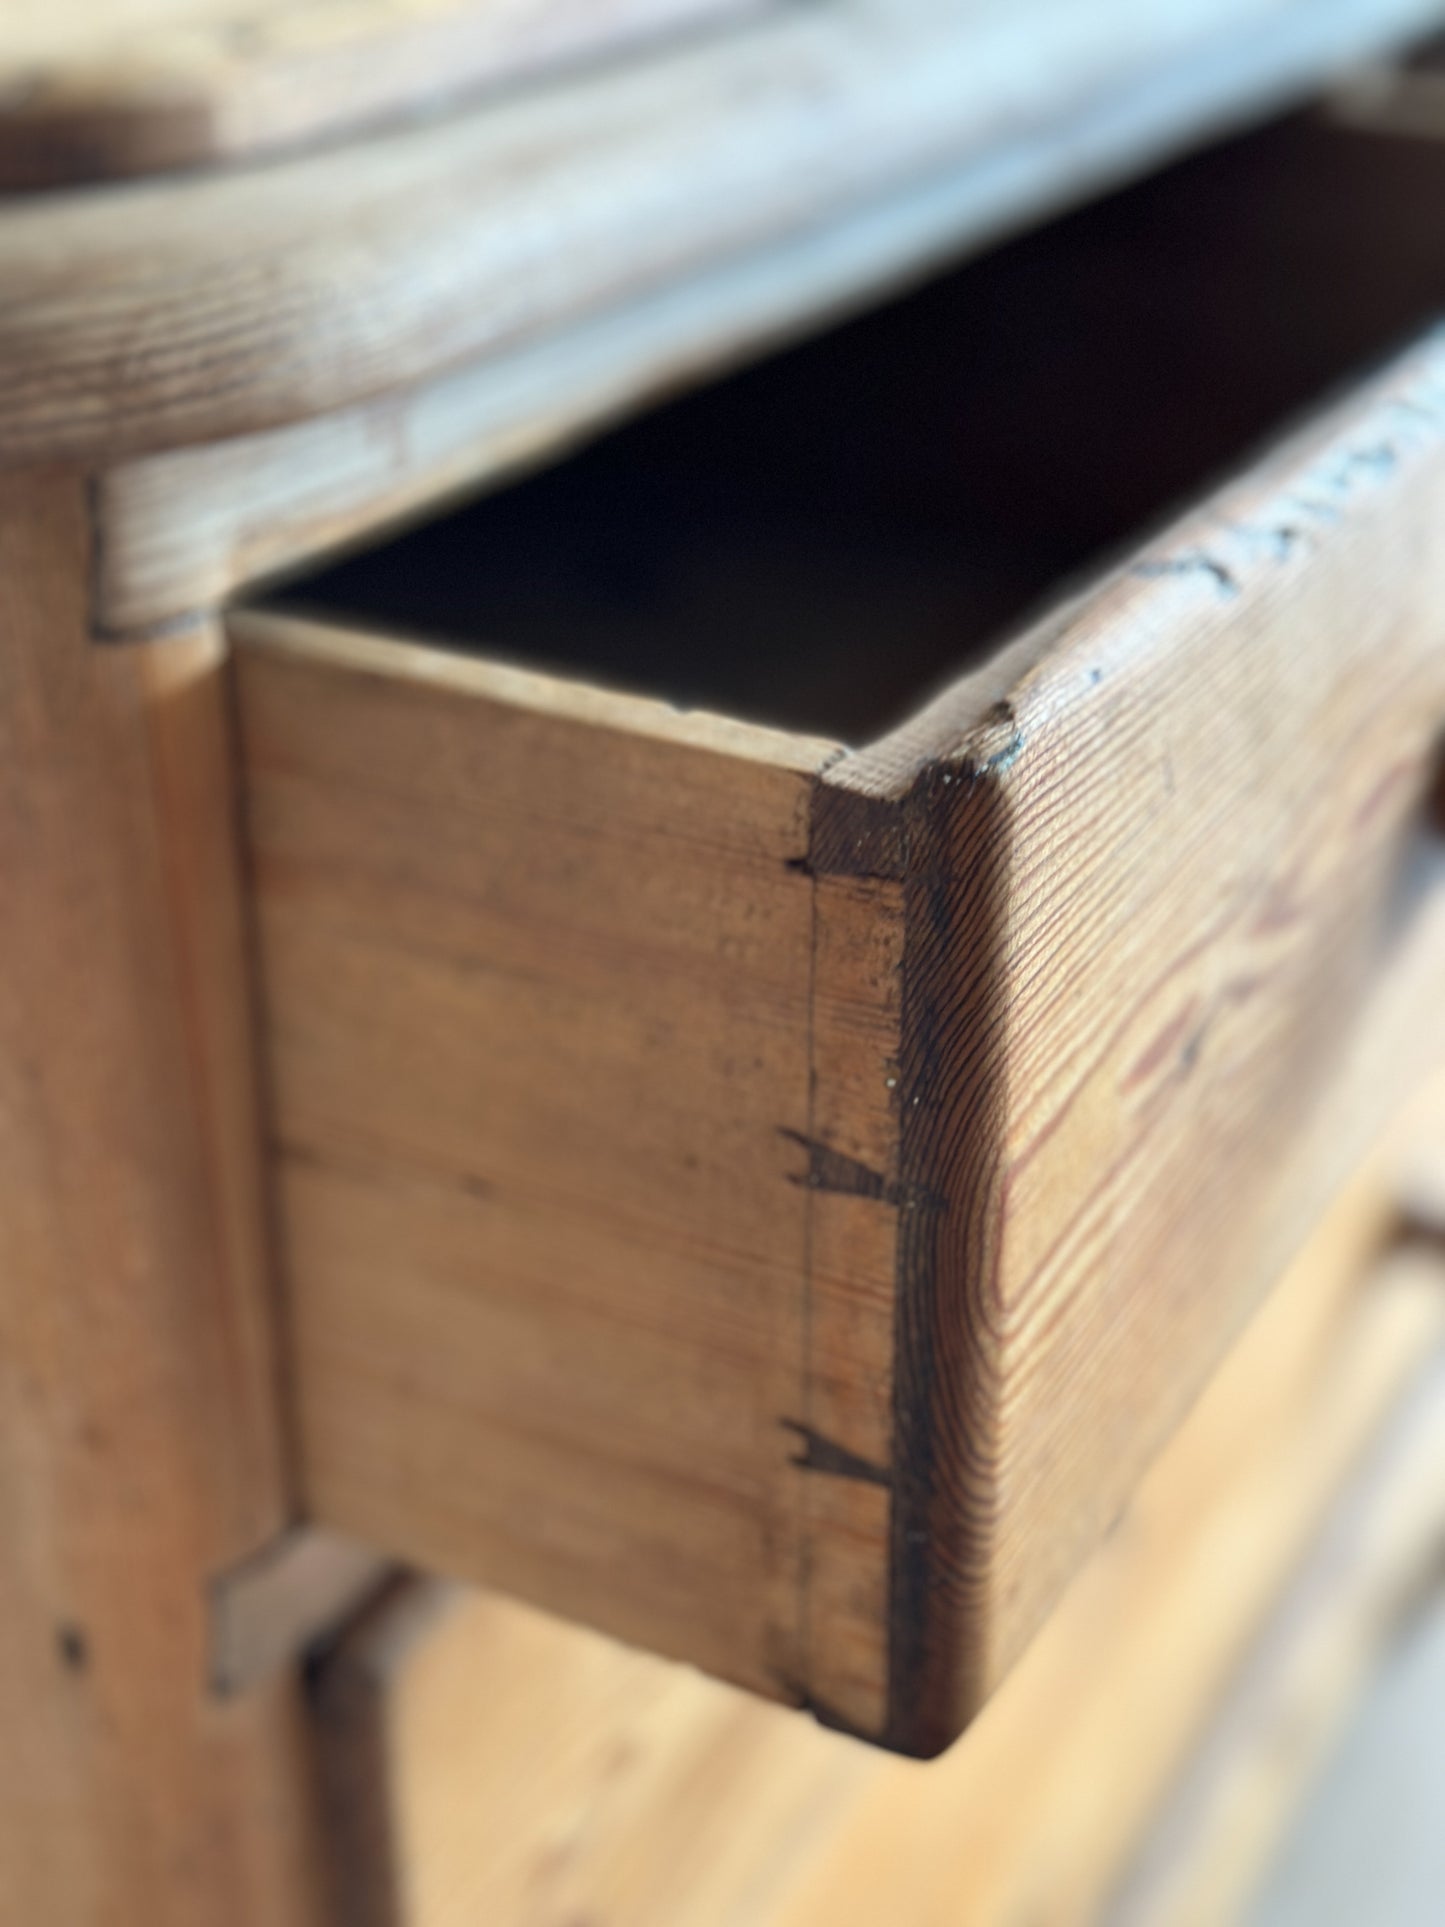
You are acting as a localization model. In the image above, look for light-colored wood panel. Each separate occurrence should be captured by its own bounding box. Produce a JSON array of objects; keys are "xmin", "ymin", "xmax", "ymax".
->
[
  {"xmin": 3, "ymin": 0, "xmax": 1439, "ymax": 465},
  {"xmin": 235, "ymin": 612, "xmax": 838, "ymax": 1703},
  {"xmin": 0, "ymin": 0, "xmax": 761, "ymax": 187},
  {"xmin": 0, "ymin": 474, "xmax": 323, "ymax": 1922},
  {"xmin": 1109, "ymin": 1246, "xmax": 1445, "ymax": 1927},
  {"xmin": 309, "ymin": 1177, "xmax": 1439, "ymax": 1927}
]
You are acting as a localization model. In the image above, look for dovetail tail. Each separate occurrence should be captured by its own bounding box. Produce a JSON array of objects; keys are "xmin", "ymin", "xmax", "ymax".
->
[
  {"xmin": 782, "ymin": 1127, "xmax": 889, "ymax": 1201},
  {"xmin": 780, "ymin": 1128, "xmax": 945, "ymax": 1212},
  {"xmin": 781, "ymin": 1419, "xmax": 892, "ymax": 1488}
]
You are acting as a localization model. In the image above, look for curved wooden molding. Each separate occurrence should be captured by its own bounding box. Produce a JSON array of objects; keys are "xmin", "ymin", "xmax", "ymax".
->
[
  {"xmin": 0, "ymin": 0, "xmax": 1438, "ymax": 466},
  {"xmin": 0, "ymin": 0, "xmax": 762, "ymax": 188}
]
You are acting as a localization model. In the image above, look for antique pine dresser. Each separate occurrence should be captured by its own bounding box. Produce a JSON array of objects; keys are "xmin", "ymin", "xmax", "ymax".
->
[{"xmin": 8, "ymin": 3, "xmax": 1445, "ymax": 1922}]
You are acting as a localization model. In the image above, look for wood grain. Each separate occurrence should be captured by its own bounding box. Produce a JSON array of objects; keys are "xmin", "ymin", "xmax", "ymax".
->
[
  {"xmin": 234, "ymin": 324, "xmax": 1445, "ymax": 1754},
  {"xmin": 0, "ymin": 473, "xmax": 323, "ymax": 1922},
  {"xmin": 307, "ymin": 1174, "xmax": 1438, "ymax": 1927},
  {"xmin": 0, "ymin": 0, "xmax": 761, "ymax": 188},
  {"xmin": 2, "ymin": 0, "xmax": 1438, "ymax": 466},
  {"xmin": 834, "ymin": 332, "xmax": 1445, "ymax": 1750},
  {"xmin": 234, "ymin": 614, "xmax": 843, "ymax": 1707}
]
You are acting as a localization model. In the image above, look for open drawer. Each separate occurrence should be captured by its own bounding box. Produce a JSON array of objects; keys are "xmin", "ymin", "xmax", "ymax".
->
[{"xmin": 232, "ymin": 114, "xmax": 1445, "ymax": 1756}]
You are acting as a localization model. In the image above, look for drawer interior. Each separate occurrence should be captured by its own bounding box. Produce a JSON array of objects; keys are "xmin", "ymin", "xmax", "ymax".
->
[{"xmin": 259, "ymin": 113, "xmax": 1445, "ymax": 743}]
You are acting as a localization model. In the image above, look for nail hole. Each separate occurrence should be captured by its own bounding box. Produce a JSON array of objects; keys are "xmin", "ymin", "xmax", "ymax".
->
[{"xmin": 56, "ymin": 1623, "xmax": 89, "ymax": 1673}]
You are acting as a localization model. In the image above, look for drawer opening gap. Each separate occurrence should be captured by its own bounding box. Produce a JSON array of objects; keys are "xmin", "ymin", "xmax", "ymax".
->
[{"xmin": 256, "ymin": 111, "xmax": 1445, "ymax": 744}]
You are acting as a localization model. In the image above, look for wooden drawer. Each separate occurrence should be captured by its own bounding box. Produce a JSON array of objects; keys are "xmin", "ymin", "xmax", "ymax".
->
[
  {"xmin": 308, "ymin": 1174, "xmax": 1445, "ymax": 1926},
  {"xmin": 233, "ymin": 116, "xmax": 1445, "ymax": 1756}
]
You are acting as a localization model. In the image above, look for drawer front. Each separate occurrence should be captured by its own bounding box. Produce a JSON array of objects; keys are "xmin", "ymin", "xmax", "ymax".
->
[
  {"xmin": 844, "ymin": 341, "xmax": 1445, "ymax": 1752},
  {"xmin": 233, "ymin": 121, "xmax": 1445, "ymax": 1755},
  {"xmin": 310, "ymin": 1184, "xmax": 1445, "ymax": 1926}
]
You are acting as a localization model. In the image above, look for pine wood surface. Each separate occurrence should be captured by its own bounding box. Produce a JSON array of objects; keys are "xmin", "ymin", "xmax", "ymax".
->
[
  {"xmin": 233, "ymin": 318, "xmax": 1445, "ymax": 1754},
  {"xmin": 0, "ymin": 0, "xmax": 1439, "ymax": 467},
  {"xmin": 234, "ymin": 615, "xmax": 844, "ymax": 1712},
  {"xmin": 307, "ymin": 1174, "xmax": 1442, "ymax": 1927},
  {"xmin": 1, "ymin": 3, "xmax": 1441, "ymax": 1913},
  {"xmin": 0, "ymin": 474, "xmax": 324, "ymax": 1922},
  {"xmin": 0, "ymin": 0, "xmax": 758, "ymax": 187}
]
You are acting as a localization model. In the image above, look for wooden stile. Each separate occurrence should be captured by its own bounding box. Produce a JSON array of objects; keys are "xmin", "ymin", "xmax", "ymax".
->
[{"xmin": 0, "ymin": 474, "xmax": 326, "ymax": 1923}]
